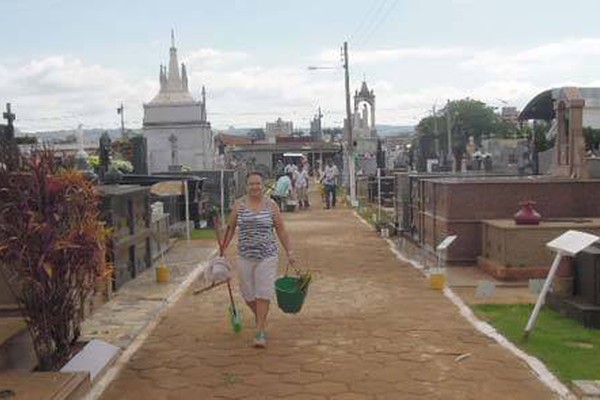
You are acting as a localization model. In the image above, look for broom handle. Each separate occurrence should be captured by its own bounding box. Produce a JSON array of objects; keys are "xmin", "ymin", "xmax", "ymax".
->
[
  {"xmin": 212, "ymin": 216, "xmax": 238, "ymax": 314},
  {"xmin": 226, "ymin": 279, "xmax": 237, "ymax": 313},
  {"xmin": 193, "ymin": 280, "xmax": 227, "ymax": 295},
  {"xmin": 213, "ymin": 216, "xmax": 225, "ymax": 256}
]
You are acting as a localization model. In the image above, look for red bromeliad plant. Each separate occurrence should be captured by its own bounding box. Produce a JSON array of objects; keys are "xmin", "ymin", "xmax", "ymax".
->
[{"xmin": 0, "ymin": 149, "xmax": 110, "ymax": 371}]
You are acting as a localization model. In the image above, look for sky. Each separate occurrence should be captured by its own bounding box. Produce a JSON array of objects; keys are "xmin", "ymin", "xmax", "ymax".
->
[{"xmin": 3, "ymin": 0, "xmax": 600, "ymax": 133}]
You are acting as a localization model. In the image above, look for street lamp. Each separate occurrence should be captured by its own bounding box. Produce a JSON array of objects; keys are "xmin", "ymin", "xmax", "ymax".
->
[{"xmin": 307, "ymin": 66, "xmax": 336, "ymax": 70}]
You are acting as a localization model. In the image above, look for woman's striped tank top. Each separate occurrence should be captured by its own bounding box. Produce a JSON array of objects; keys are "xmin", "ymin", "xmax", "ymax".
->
[{"xmin": 237, "ymin": 198, "xmax": 278, "ymax": 260}]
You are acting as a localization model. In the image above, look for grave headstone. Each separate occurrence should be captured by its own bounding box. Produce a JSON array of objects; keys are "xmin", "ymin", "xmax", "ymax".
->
[
  {"xmin": 528, "ymin": 278, "xmax": 544, "ymax": 294},
  {"xmin": 98, "ymin": 132, "xmax": 112, "ymax": 182},
  {"xmin": 131, "ymin": 135, "xmax": 148, "ymax": 175},
  {"xmin": 475, "ymin": 280, "xmax": 496, "ymax": 299}
]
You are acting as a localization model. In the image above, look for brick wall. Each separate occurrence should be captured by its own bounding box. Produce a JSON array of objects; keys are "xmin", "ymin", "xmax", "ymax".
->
[{"xmin": 414, "ymin": 178, "xmax": 600, "ymax": 264}]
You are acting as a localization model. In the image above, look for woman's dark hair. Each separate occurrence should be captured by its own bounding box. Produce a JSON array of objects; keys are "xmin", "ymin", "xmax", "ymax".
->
[{"xmin": 246, "ymin": 171, "xmax": 263, "ymax": 179}]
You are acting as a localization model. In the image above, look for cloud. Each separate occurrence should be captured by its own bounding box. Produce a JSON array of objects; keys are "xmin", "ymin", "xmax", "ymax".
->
[
  {"xmin": 317, "ymin": 46, "xmax": 465, "ymax": 66},
  {"xmin": 7, "ymin": 37, "xmax": 600, "ymax": 132},
  {"xmin": 183, "ymin": 48, "xmax": 249, "ymax": 69},
  {"xmin": 0, "ymin": 56, "xmax": 154, "ymax": 131},
  {"xmin": 461, "ymin": 38, "xmax": 600, "ymax": 81}
]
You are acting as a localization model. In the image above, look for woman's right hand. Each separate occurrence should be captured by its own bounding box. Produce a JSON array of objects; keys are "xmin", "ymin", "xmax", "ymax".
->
[{"xmin": 287, "ymin": 251, "xmax": 296, "ymax": 266}]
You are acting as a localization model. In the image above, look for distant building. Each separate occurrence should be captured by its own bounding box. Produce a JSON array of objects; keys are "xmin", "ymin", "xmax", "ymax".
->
[
  {"xmin": 143, "ymin": 31, "xmax": 214, "ymax": 173},
  {"xmin": 309, "ymin": 107, "xmax": 323, "ymax": 141},
  {"xmin": 265, "ymin": 118, "xmax": 293, "ymax": 143},
  {"xmin": 500, "ymin": 107, "xmax": 520, "ymax": 126}
]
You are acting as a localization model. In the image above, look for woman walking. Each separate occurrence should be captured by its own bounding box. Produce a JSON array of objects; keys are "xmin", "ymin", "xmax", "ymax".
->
[{"xmin": 222, "ymin": 171, "xmax": 295, "ymax": 348}]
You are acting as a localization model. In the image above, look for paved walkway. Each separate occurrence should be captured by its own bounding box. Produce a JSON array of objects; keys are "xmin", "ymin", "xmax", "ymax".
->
[
  {"xmin": 98, "ymin": 193, "xmax": 561, "ymax": 400},
  {"xmin": 81, "ymin": 240, "xmax": 216, "ymax": 350}
]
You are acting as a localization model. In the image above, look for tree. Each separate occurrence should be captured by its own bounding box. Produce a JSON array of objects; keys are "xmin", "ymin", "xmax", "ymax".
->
[
  {"xmin": 416, "ymin": 98, "xmax": 511, "ymax": 159},
  {"xmin": 15, "ymin": 135, "xmax": 38, "ymax": 145},
  {"xmin": 583, "ymin": 127, "xmax": 600, "ymax": 152},
  {"xmin": 517, "ymin": 121, "xmax": 554, "ymax": 153},
  {"xmin": 447, "ymin": 98, "xmax": 509, "ymax": 152}
]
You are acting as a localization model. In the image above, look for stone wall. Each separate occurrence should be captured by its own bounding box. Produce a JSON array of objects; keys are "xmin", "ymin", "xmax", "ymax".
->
[
  {"xmin": 479, "ymin": 219, "xmax": 600, "ymax": 280},
  {"xmin": 412, "ymin": 177, "xmax": 600, "ymax": 264}
]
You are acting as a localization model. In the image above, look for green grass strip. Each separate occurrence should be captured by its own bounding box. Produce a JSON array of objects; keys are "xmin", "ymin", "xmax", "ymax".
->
[
  {"xmin": 190, "ymin": 228, "xmax": 217, "ymax": 240},
  {"xmin": 472, "ymin": 303, "xmax": 600, "ymax": 382}
]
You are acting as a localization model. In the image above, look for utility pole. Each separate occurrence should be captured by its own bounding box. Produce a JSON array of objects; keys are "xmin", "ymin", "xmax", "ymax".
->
[
  {"xmin": 343, "ymin": 41, "xmax": 356, "ymax": 206},
  {"xmin": 445, "ymin": 99, "xmax": 452, "ymax": 168},
  {"xmin": 532, "ymin": 119, "xmax": 539, "ymax": 174},
  {"xmin": 317, "ymin": 106, "xmax": 323, "ymax": 140},
  {"xmin": 433, "ymin": 105, "xmax": 438, "ymax": 158},
  {"xmin": 117, "ymin": 103, "xmax": 126, "ymax": 139}
]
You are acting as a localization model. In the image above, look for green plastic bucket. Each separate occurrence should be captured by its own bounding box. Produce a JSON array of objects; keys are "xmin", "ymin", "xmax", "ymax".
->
[{"xmin": 275, "ymin": 276, "xmax": 307, "ymax": 314}]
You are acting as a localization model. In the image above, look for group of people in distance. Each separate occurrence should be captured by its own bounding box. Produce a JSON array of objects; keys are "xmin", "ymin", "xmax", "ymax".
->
[
  {"xmin": 272, "ymin": 157, "xmax": 340, "ymax": 211},
  {"xmin": 272, "ymin": 158, "xmax": 311, "ymax": 211}
]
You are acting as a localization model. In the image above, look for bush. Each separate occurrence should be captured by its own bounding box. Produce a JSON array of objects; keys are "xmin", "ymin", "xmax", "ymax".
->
[{"xmin": 0, "ymin": 149, "xmax": 110, "ymax": 370}]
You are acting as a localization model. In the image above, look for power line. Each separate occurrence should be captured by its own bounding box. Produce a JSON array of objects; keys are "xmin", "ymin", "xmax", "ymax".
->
[
  {"xmin": 347, "ymin": 0, "xmax": 386, "ymax": 43},
  {"xmin": 350, "ymin": 0, "xmax": 391, "ymax": 48},
  {"xmin": 354, "ymin": 0, "xmax": 399, "ymax": 50}
]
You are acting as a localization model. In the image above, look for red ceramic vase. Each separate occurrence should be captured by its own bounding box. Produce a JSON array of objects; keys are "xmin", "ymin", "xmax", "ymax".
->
[{"xmin": 514, "ymin": 200, "xmax": 541, "ymax": 225}]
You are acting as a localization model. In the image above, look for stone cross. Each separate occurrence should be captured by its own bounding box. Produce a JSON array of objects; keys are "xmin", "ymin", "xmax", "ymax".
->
[
  {"xmin": 169, "ymin": 134, "xmax": 178, "ymax": 165},
  {"xmin": 2, "ymin": 103, "xmax": 15, "ymax": 141}
]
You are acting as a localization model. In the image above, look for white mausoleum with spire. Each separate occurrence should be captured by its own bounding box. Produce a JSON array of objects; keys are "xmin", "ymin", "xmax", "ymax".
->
[
  {"xmin": 345, "ymin": 80, "xmax": 378, "ymax": 155},
  {"xmin": 143, "ymin": 31, "xmax": 214, "ymax": 173}
]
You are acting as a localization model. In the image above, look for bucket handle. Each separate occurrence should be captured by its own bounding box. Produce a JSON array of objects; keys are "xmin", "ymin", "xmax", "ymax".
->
[{"xmin": 283, "ymin": 260, "xmax": 300, "ymax": 277}]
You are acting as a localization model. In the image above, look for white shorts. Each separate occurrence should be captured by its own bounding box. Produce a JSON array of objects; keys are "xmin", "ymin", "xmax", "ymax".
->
[{"xmin": 237, "ymin": 255, "xmax": 278, "ymax": 302}]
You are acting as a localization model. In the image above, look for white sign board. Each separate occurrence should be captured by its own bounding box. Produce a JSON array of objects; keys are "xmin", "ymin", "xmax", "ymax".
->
[
  {"xmin": 475, "ymin": 280, "xmax": 496, "ymax": 299},
  {"xmin": 546, "ymin": 230, "xmax": 599, "ymax": 256},
  {"xmin": 525, "ymin": 230, "xmax": 600, "ymax": 337},
  {"xmin": 437, "ymin": 235, "xmax": 458, "ymax": 251}
]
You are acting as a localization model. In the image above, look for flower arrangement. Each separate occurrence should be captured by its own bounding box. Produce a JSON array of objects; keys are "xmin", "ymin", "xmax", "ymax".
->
[{"xmin": 295, "ymin": 268, "xmax": 313, "ymax": 292}]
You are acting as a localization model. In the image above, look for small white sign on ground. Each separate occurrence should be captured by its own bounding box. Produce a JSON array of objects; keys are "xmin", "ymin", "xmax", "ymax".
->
[
  {"xmin": 525, "ymin": 230, "xmax": 600, "ymax": 337},
  {"xmin": 528, "ymin": 279, "xmax": 545, "ymax": 294},
  {"xmin": 475, "ymin": 280, "xmax": 496, "ymax": 299},
  {"xmin": 546, "ymin": 230, "xmax": 599, "ymax": 256},
  {"xmin": 437, "ymin": 235, "xmax": 457, "ymax": 252},
  {"xmin": 61, "ymin": 339, "xmax": 120, "ymax": 382}
]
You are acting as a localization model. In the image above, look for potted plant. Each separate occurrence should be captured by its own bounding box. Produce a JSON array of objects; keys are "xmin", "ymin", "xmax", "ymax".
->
[{"xmin": 0, "ymin": 149, "xmax": 110, "ymax": 371}]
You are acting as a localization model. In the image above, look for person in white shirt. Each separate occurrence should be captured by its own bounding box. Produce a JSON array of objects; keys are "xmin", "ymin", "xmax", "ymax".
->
[
  {"xmin": 294, "ymin": 167, "xmax": 309, "ymax": 209},
  {"xmin": 284, "ymin": 162, "xmax": 294, "ymax": 174},
  {"xmin": 320, "ymin": 160, "xmax": 338, "ymax": 209}
]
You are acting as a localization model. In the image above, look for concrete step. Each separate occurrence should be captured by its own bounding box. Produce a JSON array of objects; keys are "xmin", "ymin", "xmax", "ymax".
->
[
  {"xmin": 0, "ymin": 305, "xmax": 20, "ymax": 318},
  {"xmin": 0, "ymin": 318, "xmax": 36, "ymax": 371},
  {"xmin": 0, "ymin": 371, "xmax": 90, "ymax": 400}
]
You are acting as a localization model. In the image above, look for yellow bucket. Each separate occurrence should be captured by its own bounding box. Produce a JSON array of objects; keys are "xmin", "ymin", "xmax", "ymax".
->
[
  {"xmin": 156, "ymin": 265, "xmax": 170, "ymax": 283},
  {"xmin": 429, "ymin": 270, "xmax": 446, "ymax": 290}
]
